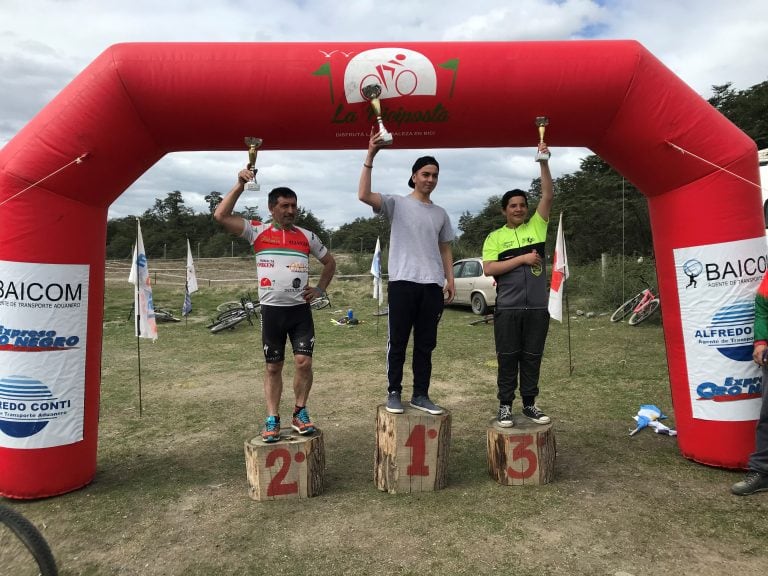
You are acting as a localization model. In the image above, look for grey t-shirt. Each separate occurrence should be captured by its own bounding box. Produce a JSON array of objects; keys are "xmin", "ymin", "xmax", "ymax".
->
[{"xmin": 376, "ymin": 194, "xmax": 455, "ymax": 285}]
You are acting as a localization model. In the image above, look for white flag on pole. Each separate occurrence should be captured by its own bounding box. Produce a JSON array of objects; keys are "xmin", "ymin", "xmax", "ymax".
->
[
  {"xmin": 186, "ymin": 239, "xmax": 199, "ymax": 294},
  {"xmin": 548, "ymin": 213, "xmax": 569, "ymax": 322},
  {"xmin": 183, "ymin": 239, "xmax": 198, "ymax": 317},
  {"xmin": 128, "ymin": 219, "xmax": 158, "ymax": 340},
  {"xmin": 370, "ymin": 236, "xmax": 383, "ymax": 305}
]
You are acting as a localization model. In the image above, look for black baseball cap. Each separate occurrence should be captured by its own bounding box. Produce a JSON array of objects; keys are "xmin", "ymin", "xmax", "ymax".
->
[{"xmin": 408, "ymin": 155, "xmax": 439, "ymax": 188}]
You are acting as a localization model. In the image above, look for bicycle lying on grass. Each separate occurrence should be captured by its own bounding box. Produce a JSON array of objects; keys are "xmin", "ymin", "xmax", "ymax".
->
[
  {"xmin": 127, "ymin": 305, "xmax": 181, "ymax": 323},
  {"xmin": 208, "ymin": 293, "xmax": 332, "ymax": 334},
  {"xmin": 0, "ymin": 503, "xmax": 58, "ymax": 575},
  {"xmin": 154, "ymin": 308, "xmax": 181, "ymax": 323},
  {"xmin": 208, "ymin": 294, "xmax": 260, "ymax": 333},
  {"xmin": 610, "ymin": 277, "xmax": 660, "ymax": 326},
  {"xmin": 309, "ymin": 293, "xmax": 332, "ymax": 311}
]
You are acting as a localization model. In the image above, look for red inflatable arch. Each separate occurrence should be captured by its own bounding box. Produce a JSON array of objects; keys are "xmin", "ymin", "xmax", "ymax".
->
[{"xmin": 0, "ymin": 41, "xmax": 764, "ymax": 498}]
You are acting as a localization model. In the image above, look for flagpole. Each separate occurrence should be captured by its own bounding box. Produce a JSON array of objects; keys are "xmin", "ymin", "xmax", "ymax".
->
[
  {"xmin": 136, "ymin": 322, "xmax": 143, "ymax": 417},
  {"xmin": 132, "ymin": 234, "xmax": 144, "ymax": 417},
  {"xmin": 565, "ymin": 282, "xmax": 573, "ymax": 376}
]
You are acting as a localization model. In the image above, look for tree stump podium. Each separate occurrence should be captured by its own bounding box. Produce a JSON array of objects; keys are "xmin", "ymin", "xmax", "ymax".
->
[
  {"xmin": 374, "ymin": 405, "xmax": 451, "ymax": 494},
  {"xmin": 486, "ymin": 418, "xmax": 556, "ymax": 485},
  {"xmin": 244, "ymin": 428, "xmax": 325, "ymax": 501}
]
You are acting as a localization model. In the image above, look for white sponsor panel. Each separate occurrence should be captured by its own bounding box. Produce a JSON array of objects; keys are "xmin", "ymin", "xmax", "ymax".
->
[
  {"xmin": 0, "ymin": 261, "xmax": 88, "ymax": 448},
  {"xmin": 676, "ymin": 238, "xmax": 766, "ymax": 421}
]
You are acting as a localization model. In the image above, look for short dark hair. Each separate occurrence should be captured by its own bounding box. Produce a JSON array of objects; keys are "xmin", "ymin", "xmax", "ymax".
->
[
  {"xmin": 501, "ymin": 189, "xmax": 528, "ymax": 209},
  {"xmin": 268, "ymin": 187, "xmax": 297, "ymax": 208}
]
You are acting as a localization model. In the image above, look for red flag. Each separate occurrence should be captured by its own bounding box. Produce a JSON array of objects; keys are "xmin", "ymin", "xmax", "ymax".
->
[{"xmin": 548, "ymin": 213, "xmax": 569, "ymax": 322}]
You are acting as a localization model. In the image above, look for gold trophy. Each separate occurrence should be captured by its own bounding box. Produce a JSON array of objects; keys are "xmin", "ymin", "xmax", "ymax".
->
[
  {"xmin": 535, "ymin": 117, "xmax": 550, "ymax": 162},
  {"xmin": 362, "ymin": 84, "xmax": 393, "ymax": 145},
  {"xmin": 244, "ymin": 137, "xmax": 263, "ymax": 191}
]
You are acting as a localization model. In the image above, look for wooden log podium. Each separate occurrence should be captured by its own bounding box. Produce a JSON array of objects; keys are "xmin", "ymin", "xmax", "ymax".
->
[
  {"xmin": 486, "ymin": 418, "xmax": 556, "ymax": 486},
  {"xmin": 244, "ymin": 428, "xmax": 325, "ymax": 501},
  {"xmin": 374, "ymin": 405, "xmax": 451, "ymax": 494}
]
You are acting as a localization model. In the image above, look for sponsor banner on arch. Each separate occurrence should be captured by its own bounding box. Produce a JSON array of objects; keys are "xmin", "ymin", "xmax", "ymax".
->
[
  {"xmin": 675, "ymin": 237, "xmax": 766, "ymax": 421},
  {"xmin": 0, "ymin": 260, "xmax": 88, "ymax": 448},
  {"xmin": 316, "ymin": 46, "xmax": 455, "ymax": 142}
]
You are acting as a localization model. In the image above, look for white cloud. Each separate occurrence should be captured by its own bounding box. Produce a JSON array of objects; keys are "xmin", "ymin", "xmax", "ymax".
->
[{"xmin": 2, "ymin": 0, "xmax": 767, "ymax": 231}]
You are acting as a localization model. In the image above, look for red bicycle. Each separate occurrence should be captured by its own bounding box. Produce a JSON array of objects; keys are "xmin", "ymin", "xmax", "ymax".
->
[{"xmin": 610, "ymin": 278, "xmax": 660, "ymax": 326}]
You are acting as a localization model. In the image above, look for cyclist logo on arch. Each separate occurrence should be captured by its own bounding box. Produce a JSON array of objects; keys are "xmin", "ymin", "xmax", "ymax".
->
[
  {"xmin": 683, "ymin": 258, "xmax": 703, "ymax": 289},
  {"xmin": 343, "ymin": 48, "xmax": 439, "ymax": 104},
  {"xmin": 313, "ymin": 47, "xmax": 461, "ymax": 105}
]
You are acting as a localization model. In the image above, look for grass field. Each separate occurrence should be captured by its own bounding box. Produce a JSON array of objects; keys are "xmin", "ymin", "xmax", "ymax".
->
[{"xmin": 3, "ymin": 258, "xmax": 767, "ymax": 575}]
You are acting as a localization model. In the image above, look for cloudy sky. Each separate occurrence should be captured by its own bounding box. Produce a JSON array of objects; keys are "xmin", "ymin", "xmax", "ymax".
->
[{"xmin": 2, "ymin": 0, "xmax": 767, "ymax": 231}]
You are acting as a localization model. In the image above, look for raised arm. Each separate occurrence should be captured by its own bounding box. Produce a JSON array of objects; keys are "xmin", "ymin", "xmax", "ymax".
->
[
  {"xmin": 358, "ymin": 128, "xmax": 388, "ymax": 212},
  {"xmin": 213, "ymin": 167, "xmax": 254, "ymax": 236},
  {"xmin": 536, "ymin": 142, "xmax": 554, "ymax": 221}
]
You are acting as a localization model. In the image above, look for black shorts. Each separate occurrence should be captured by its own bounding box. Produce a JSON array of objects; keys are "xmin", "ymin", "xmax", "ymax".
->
[{"xmin": 260, "ymin": 304, "xmax": 315, "ymax": 363}]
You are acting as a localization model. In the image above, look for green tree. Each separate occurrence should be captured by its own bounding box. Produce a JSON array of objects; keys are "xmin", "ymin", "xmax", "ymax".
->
[
  {"xmin": 332, "ymin": 216, "xmax": 390, "ymax": 252},
  {"xmin": 204, "ymin": 191, "xmax": 223, "ymax": 214},
  {"xmin": 709, "ymin": 80, "xmax": 768, "ymax": 149},
  {"xmin": 551, "ymin": 156, "xmax": 650, "ymax": 263}
]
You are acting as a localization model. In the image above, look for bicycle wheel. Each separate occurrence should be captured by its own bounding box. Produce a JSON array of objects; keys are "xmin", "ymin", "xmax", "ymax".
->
[
  {"xmin": 309, "ymin": 295, "xmax": 331, "ymax": 310},
  {"xmin": 610, "ymin": 292, "xmax": 644, "ymax": 322},
  {"xmin": 154, "ymin": 309, "xmax": 181, "ymax": 323},
  {"xmin": 628, "ymin": 298, "xmax": 660, "ymax": 326},
  {"xmin": 215, "ymin": 308, "xmax": 242, "ymax": 321},
  {"xmin": 216, "ymin": 301, "xmax": 242, "ymax": 313},
  {"xmin": 210, "ymin": 312, "xmax": 246, "ymax": 333},
  {"xmin": 0, "ymin": 504, "xmax": 58, "ymax": 576},
  {"xmin": 468, "ymin": 314, "xmax": 494, "ymax": 326}
]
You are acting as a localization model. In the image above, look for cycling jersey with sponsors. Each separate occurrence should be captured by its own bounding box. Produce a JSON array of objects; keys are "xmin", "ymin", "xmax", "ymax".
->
[
  {"xmin": 482, "ymin": 212, "xmax": 549, "ymax": 309},
  {"xmin": 240, "ymin": 219, "xmax": 328, "ymax": 306}
]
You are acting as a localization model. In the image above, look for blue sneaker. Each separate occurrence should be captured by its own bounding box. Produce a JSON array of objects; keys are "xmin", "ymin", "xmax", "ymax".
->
[
  {"xmin": 262, "ymin": 415, "xmax": 281, "ymax": 443},
  {"xmin": 291, "ymin": 407, "xmax": 316, "ymax": 435},
  {"xmin": 410, "ymin": 395, "xmax": 444, "ymax": 415}
]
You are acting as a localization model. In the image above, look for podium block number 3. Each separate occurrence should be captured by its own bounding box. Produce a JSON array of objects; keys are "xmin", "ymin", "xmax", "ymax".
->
[{"xmin": 506, "ymin": 434, "xmax": 537, "ymax": 480}]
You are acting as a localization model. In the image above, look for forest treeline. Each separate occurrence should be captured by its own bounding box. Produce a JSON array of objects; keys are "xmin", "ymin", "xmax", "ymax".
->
[{"xmin": 106, "ymin": 80, "xmax": 768, "ymax": 264}]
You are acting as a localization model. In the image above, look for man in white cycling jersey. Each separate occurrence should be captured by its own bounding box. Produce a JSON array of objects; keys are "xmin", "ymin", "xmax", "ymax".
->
[{"xmin": 215, "ymin": 171, "xmax": 336, "ymax": 443}]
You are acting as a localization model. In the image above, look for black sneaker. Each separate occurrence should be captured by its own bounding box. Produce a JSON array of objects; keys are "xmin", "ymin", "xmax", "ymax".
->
[
  {"xmin": 522, "ymin": 405, "xmax": 551, "ymax": 424},
  {"xmin": 386, "ymin": 391, "xmax": 404, "ymax": 414},
  {"xmin": 496, "ymin": 404, "xmax": 514, "ymax": 427},
  {"xmin": 731, "ymin": 471, "xmax": 768, "ymax": 496}
]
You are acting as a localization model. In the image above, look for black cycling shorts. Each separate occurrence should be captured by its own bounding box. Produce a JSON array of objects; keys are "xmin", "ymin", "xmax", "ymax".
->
[{"xmin": 260, "ymin": 303, "xmax": 315, "ymax": 363}]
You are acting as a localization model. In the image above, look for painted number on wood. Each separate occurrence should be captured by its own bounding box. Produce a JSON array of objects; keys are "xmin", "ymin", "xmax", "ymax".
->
[
  {"xmin": 505, "ymin": 434, "xmax": 537, "ymax": 479},
  {"xmin": 265, "ymin": 447, "xmax": 305, "ymax": 496},
  {"xmin": 405, "ymin": 424, "xmax": 438, "ymax": 477}
]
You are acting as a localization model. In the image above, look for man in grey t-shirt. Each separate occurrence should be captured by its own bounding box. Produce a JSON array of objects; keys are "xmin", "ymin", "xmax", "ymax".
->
[{"xmin": 358, "ymin": 129, "xmax": 455, "ymax": 415}]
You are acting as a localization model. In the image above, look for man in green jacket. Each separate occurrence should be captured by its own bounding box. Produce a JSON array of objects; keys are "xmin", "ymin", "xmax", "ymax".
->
[{"xmin": 731, "ymin": 273, "xmax": 768, "ymax": 495}]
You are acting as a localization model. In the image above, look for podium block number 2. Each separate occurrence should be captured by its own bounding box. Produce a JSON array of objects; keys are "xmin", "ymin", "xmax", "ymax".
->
[{"xmin": 265, "ymin": 447, "xmax": 306, "ymax": 497}]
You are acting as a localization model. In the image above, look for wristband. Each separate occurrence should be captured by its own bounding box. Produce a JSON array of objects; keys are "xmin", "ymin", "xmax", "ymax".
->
[
  {"xmin": 363, "ymin": 163, "xmax": 373, "ymax": 169},
  {"xmin": 238, "ymin": 176, "xmax": 247, "ymax": 184}
]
